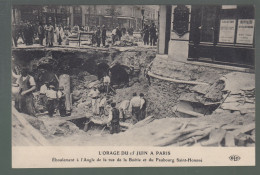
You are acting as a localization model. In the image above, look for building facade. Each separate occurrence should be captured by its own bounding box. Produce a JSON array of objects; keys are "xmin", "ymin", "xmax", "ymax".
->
[
  {"xmin": 158, "ymin": 5, "xmax": 255, "ymax": 67},
  {"xmin": 12, "ymin": 5, "xmax": 159, "ymax": 31}
]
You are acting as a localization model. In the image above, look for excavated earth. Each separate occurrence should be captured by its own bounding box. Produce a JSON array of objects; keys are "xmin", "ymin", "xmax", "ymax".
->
[{"xmin": 12, "ymin": 47, "xmax": 255, "ymax": 147}]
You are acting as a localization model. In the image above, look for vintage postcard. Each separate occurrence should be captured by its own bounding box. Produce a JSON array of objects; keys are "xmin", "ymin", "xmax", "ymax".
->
[{"xmin": 11, "ymin": 4, "xmax": 255, "ymax": 168}]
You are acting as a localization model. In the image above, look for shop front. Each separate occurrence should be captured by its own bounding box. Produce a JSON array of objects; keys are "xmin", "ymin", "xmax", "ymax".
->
[
  {"xmin": 158, "ymin": 5, "xmax": 255, "ymax": 68},
  {"xmin": 188, "ymin": 5, "xmax": 255, "ymax": 67}
]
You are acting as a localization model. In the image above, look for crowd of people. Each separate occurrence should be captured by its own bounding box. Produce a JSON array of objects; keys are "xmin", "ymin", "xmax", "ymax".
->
[{"xmin": 12, "ymin": 19, "xmax": 157, "ymax": 48}]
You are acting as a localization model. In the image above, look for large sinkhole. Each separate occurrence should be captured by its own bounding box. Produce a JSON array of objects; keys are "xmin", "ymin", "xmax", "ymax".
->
[{"xmin": 12, "ymin": 49, "xmax": 131, "ymax": 89}]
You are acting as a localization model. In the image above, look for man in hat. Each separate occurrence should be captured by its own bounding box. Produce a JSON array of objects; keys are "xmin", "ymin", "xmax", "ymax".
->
[
  {"xmin": 95, "ymin": 26, "xmax": 101, "ymax": 47},
  {"xmin": 57, "ymin": 86, "xmax": 66, "ymax": 117},
  {"xmin": 13, "ymin": 68, "xmax": 36, "ymax": 116},
  {"xmin": 46, "ymin": 85, "xmax": 57, "ymax": 117},
  {"xmin": 88, "ymin": 86, "xmax": 100, "ymax": 115},
  {"xmin": 101, "ymin": 25, "xmax": 107, "ymax": 47},
  {"xmin": 107, "ymin": 102, "xmax": 120, "ymax": 134}
]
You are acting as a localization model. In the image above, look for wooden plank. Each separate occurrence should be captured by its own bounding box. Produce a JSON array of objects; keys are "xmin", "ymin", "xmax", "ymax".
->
[
  {"xmin": 176, "ymin": 108, "xmax": 204, "ymax": 118},
  {"xmin": 148, "ymin": 71, "xmax": 209, "ymax": 85}
]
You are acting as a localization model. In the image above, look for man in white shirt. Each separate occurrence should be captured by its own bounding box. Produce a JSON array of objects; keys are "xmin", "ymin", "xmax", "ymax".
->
[
  {"xmin": 88, "ymin": 87, "xmax": 100, "ymax": 115},
  {"xmin": 129, "ymin": 92, "xmax": 144, "ymax": 124},
  {"xmin": 46, "ymin": 85, "xmax": 57, "ymax": 117}
]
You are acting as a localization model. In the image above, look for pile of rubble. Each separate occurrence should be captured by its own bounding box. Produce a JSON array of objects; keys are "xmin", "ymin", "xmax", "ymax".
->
[{"xmin": 127, "ymin": 116, "xmax": 255, "ymax": 147}]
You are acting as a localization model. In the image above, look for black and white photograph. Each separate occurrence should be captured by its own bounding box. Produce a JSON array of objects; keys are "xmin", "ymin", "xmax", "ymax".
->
[{"xmin": 11, "ymin": 4, "xmax": 255, "ymax": 167}]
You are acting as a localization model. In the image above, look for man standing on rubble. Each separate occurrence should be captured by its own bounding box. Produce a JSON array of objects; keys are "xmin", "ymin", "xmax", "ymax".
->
[
  {"xmin": 119, "ymin": 99, "xmax": 130, "ymax": 122},
  {"xmin": 107, "ymin": 102, "xmax": 120, "ymax": 134},
  {"xmin": 129, "ymin": 92, "xmax": 142, "ymax": 123},
  {"xmin": 88, "ymin": 86, "xmax": 100, "ymax": 115},
  {"xmin": 13, "ymin": 68, "xmax": 36, "ymax": 117}
]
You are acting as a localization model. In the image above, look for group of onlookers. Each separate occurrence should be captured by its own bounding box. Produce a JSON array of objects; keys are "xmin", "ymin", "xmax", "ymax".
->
[
  {"xmin": 142, "ymin": 23, "xmax": 157, "ymax": 46},
  {"xmin": 12, "ymin": 20, "xmax": 68, "ymax": 47}
]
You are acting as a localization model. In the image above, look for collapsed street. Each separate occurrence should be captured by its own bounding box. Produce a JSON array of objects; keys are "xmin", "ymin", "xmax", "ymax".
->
[{"xmin": 11, "ymin": 45, "xmax": 255, "ymax": 147}]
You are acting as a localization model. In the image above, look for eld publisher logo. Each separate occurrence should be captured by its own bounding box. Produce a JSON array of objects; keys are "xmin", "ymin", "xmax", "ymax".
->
[{"xmin": 229, "ymin": 155, "xmax": 241, "ymax": 161}]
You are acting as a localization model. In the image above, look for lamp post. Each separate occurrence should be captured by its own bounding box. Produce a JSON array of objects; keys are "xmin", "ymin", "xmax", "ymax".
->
[{"xmin": 141, "ymin": 7, "xmax": 145, "ymax": 30}]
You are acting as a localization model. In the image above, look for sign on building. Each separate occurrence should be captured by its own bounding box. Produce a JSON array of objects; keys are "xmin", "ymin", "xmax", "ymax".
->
[
  {"xmin": 219, "ymin": 19, "xmax": 236, "ymax": 43},
  {"xmin": 236, "ymin": 19, "xmax": 255, "ymax": 44}
]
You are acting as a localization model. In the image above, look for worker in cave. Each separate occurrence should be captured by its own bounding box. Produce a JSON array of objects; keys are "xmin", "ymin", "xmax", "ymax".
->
[
  {"xmin": 88, "ymin": 86, "xmax": 100, "ymax": 115},
  {"xmin": 99, "ymin": 94, "xmax": 107, "ymax": 117},
  {"xmin": 13, "ymin": 67, "xmax": 36, "ymax": 117},
  {"xmin": 107, "ymin": 102, "xmax": 120, "ymax": 134},
  {"xmin": 139, "ymin": 93, "xmax": 147, "ymax": 120},
  {"xmin": 103, "ymin": 73, "xmax": 111, "ymax": 94},
  {"xmin": 57, "ymin": 86, "xmax": 66, "ymax": 117},
  {"xmin": 129, "ymin": 92, "xmax": 144, "ymax": 124}
]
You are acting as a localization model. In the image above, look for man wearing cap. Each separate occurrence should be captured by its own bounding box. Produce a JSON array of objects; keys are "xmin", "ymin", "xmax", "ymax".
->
[
  {"xmin": 95, "ymin": 26, "xmax": 101, "ymax": 47},
  {"xmin": 13, "ymin": 68, "xmax": 36, "ymax": 116},
  {"xmin": 107, "ymin": 102, "xmax": 120, "ymax": 134},
  {"xmin": 88, "ymin": 86, "xmax": 100, "ymax": 115},
  {"xmin": 46, "ymin": 85, "xmax": 57, "ymax": 117}
]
